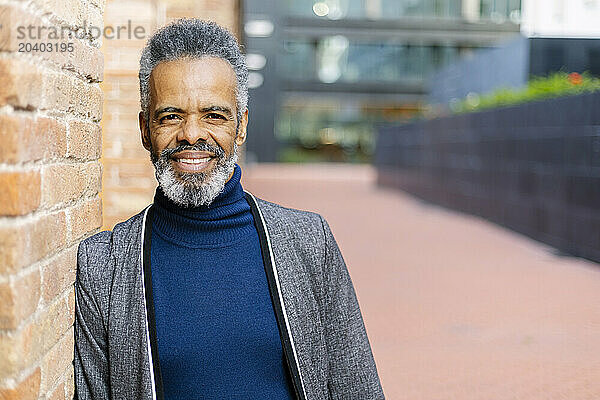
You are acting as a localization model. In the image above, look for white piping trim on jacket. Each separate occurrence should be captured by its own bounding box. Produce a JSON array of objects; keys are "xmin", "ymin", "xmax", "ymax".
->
[
  {"xmin": 139, "ymin": 206, "xmax": 157, "ymax": 400},
  {"xmin": 244, "ymin": 191, "xmax": 307, "ymax": 399}
]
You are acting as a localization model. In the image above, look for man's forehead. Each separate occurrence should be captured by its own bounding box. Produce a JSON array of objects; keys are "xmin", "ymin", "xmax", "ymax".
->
[
  {"xmin": 149, "ymin": 56, "xmax": 236, "ymax": 85},
  {"xmin": 148, "ymin": 57, "xmax": 237, "ymax": 108}
]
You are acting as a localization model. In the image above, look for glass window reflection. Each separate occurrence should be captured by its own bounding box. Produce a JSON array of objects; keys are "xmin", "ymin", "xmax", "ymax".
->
[
  {"xmin": 280, "ymin": 38, "xmax": 459, "ymax": 83},
  {"xmin": 276, "ymin": 96, "xmax": 419, "ymax": 162},
  {"xmin": 480, "ymin": 0, "xmax": 521, "ymax": 21},
  {"xmin": 285, "ymin": 0, "xmax": 463, "ymax": 19}
]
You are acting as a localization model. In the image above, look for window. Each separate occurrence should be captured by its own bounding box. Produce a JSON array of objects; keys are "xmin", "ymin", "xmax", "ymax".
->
[
  {"xmin": 285, "ymin": 0, "xmax": 463, "ymax": 19},
  {"xmin": 280, "ymin": 38, "xmax": 460, "ymax": 83},
  {"xmin": 480, "ymin": 0, "xmax": 521, "ymax": 21}
]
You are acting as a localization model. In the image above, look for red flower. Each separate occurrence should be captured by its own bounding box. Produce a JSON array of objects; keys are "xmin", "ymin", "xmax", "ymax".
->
[{"xmin": 569, "ymin": 72, "xmax": 583, "ymax": 85}]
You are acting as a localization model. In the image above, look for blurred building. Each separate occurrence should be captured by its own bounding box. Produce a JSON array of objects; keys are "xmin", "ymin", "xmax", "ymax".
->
[
  {"xmin": 101, "ymin": 0, "xmax": 240, "ymax": 230},
  {"xmin": 429, "ymin": 36, "xmax": 600, "ymax": 106},
  {"xmin": 521, "ymin": 0, "xmax": 600, "ymax": 38},
  {"xmin": 430, "ymin": 0, "xmax": 600, "ymax": 107},
  {"xmin": 242, "ymin": 0, "xmax": 522, "ymax": 162}
]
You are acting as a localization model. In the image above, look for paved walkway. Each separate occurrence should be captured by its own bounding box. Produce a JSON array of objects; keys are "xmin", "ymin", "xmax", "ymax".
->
[{"xmin": 243, "ymin": 163, "xmax": 600, "ymax": 400}]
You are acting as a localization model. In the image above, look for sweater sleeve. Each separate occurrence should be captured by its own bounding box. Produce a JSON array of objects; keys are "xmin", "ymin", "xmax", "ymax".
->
[
  {"xmin": 74, "ymin": 239, "xmax": 111, "ymax": 400},
  {"xmin": 319, "ymin": 215, "xmax": 385, "ymax": 400}
]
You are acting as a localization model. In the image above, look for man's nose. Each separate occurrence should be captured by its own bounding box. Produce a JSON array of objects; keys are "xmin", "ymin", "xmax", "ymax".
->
[{"xmin": 177, "ymin": 116, "xmax": 209, "ymax": 145}]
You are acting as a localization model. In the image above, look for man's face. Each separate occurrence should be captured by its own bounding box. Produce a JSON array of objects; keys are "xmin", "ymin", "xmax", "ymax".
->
[{"xmin": 139, "ymin": 57, "xmax": 248, "ymax": 207}]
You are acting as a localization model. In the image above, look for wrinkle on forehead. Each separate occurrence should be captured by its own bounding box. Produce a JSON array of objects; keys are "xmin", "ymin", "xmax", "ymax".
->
[{"xmin": 148, "ymin": 56, "xmax": 238, "ymax": 114}]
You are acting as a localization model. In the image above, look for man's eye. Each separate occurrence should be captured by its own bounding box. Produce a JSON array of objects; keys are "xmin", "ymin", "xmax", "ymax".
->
[
  {"xmin": 206, "ymin": 113, "xmax": 227, "ymax": 120},
  {"xmin": 160, "ymin": 114, "xmax": 181, "ymax": 123}
]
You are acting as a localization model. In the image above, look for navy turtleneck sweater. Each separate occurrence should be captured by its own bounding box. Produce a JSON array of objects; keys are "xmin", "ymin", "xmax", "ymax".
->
[{"xmin": 150, "ymin": 164, "xmax": 294, "ymax": 399}]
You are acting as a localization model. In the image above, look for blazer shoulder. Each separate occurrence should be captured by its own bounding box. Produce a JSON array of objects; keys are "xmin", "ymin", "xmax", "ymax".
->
[
  {"xmin": 255, "ymin": 196, "xmax": 324, "ymax": 226},
  {"xmin": 77, "ymin": 207, "xmax": 148, "ymax": 283},
  {"xmin": 252, "ymin": 195, "xmax": 329, "ymax": 248},
  {"xmin": 78, "ymin": 230, "xmax": 112, "ymax": 272}
]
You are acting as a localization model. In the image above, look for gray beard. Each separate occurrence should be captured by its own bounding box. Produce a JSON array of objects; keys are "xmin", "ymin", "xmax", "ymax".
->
[{"xmin": 151, "ymin": 142, "xmax": 238, "ymax": 208}]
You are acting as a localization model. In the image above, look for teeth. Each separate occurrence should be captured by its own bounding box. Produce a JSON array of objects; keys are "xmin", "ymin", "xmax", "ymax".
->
[{"xmin": 178, "ymin": 158, "xmax": 211, "ymax": 164}]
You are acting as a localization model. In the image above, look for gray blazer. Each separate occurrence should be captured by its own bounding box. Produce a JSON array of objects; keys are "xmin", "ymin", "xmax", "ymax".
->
[{"xmin": 74, "ymin": 192, "xmax": 384, "ymax": 399}]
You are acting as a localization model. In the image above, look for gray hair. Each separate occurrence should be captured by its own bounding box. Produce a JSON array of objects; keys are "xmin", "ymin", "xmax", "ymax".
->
[{"xmin": 139, "ymin": 18, "xmax": 248, "ymax": 124}]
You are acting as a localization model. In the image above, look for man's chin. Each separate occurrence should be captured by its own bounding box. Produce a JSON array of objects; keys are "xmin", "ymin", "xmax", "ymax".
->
[
  {"xmin": 153, "ymin": 149, "xmax": 237, "ymax": 207},
  {"xmin": 173, "ymin": 170, "xmax": 212, "ymax": 180},
  {"xmin": 170, "ymin": 160, "xmax": 215, "ymax": 184}
]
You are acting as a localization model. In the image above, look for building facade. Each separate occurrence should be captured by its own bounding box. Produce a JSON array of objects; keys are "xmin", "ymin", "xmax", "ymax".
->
[
  {"xmin": 243, "ymin": 0, "xmax": 522, "ymax": 162},
  {"xmin": 430, "ymin": 0, "xmax": 600, "ymax": 108},
  {"xmin": 429, "ymin": 36, "xmax": 600, "ymax": 107},
  {"xmin": 521, "ymin": 0, "xmax": 600, "ymax": 38}
]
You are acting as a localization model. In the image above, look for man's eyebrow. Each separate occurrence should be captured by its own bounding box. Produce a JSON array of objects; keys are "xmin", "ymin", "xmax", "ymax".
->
[
  {"xmin": 154, "ymin": 107, "xmax": 185, "ymax": 120},
  {"xmin": 201, "ymin": 106, "xmax": 234, "ymax": 119}
]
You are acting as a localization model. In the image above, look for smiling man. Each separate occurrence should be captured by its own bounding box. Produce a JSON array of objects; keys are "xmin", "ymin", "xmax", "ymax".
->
[
  {"xmin": 144, "ymin": 56, "xmax": 245, "ymax": 208},
  {"xmin": 74, "ymin": 19, "xmax": 384, "ymax": 400}
]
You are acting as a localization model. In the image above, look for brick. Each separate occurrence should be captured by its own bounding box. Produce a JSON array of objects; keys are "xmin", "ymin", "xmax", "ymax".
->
[
  {"xmin": 67, "ymin": 286, "xmax": 75, "ymax": 316},
  {"xmin": 0, "ymin": 211, "xmax": 67, "ymax": 275},
  {"xmin": 0, "ymin": 4, "xmax": 104, "ymax": 83},
  {"xmin": 0, "ymin": 367, "xmax": 40, "ymax": 400},
  {"xmin": 34, "ymin": 117, "xmax": 69, "ymax": 161},
  {"xmin": 67, "ymin": 121, "xmax": 102, "ymax": 160},
  {"xmin": 40, "ymin": 328, "xmax": 74, "ymax": 396},
  {"xmin": 103, "ymin": 119, "xmax": 145, "ymax": 144},
  {"xmin": 88, "ymin": 84, "xmax": 104, "ymax": 121},
  {"xmin": 45, "ymin": 381, "xmax": 65, "ymax": 400},
  {"xmin": 64, "ymin": 365, "xmax": 74, "ymax": 400},
  {"xmin": 0, "ymin": 268, "xmax": 41, "ymax": 330},
  {"xmin": 0, "ymin": 115, "xmax": 33, "ymax": 163},
  {"xmin": 90, "ymin": 0, "xmax": 106, "ymax": 13},
  {"xmin": 41, "ymin": 162, "xmax": 102, "ymax": 209},
  {"xmin": 67, "ymin": 197, "xmax": 102, "ymax": 243},
  {"xmin": 41, "ymin": 246, "xmax": 76, "ymax": 305},
  {"xmin": 0, "ymin": 323, "xmax": 35, "ymax": 380},
  {"xmin": 41, "ymin": 73, "xmax": 70, "ymax": 114},
  {"xmin": 0, "ymin": 116, "xmax": 69, "ymax": 164},
  {"xmin": 0, "ymin": 5, "xmax": 38, "ymax": 53},
  {"xmin": 0, "ymin": 171, "xmax": 41, "ymax": 216},
  {"xmin": 71, "ymin": 41, "xmax": 104, "ymax": 82},
  {"xmin": 30, "ymin": 0, "xmax": 82, "ymax": 29},
  {"xmin": 0, "ymin": 58, "xmax": 43, "ymax": 110},
  {"xmin": 42, "ymin": 74, "xmax": 103, "ymax": 121},
  {"xmin": 103, "ymin": 77, "xmax": 140, "ymax": 104},
  {"xmin": 67, "ymin": 81, "xmax": 103, "ymax": 121},
  {"xmin": 0, "ymin": 290, "xmax": 73, "ymax": 380},
  {"xmin": 85, "ymin": 2, "xmax": 104, "ymax": 49}
]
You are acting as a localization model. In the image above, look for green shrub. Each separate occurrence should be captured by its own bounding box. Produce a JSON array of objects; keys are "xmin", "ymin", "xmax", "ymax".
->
[{"xmin": 451, "ymin": 72, "xmax": 600, "ymax": 114}]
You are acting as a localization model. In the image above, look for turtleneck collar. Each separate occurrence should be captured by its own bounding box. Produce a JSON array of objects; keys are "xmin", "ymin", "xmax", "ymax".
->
[{"xmin": 151, "ymin": 164, "xmax": 255, "ymax": 247}]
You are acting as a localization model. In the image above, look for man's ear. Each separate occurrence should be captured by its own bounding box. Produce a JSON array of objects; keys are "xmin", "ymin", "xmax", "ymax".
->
[
  {"xmin": 139, "ymin": 111, "xmax": 152, "ymax": 151},
  {"xmin": 235, "ymin": 109, "xmax": 249, "ymax": 146}
]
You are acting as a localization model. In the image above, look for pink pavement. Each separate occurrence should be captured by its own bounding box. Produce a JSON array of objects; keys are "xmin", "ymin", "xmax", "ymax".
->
[{"xmin": 243, "ymin": 163, "xmax": 600, "ymax": 400}]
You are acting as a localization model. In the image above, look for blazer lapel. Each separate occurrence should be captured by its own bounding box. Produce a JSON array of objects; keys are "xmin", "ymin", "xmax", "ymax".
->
[{"xmin": 244, "ymin": 191, "xmax": 307, "ymax": 400}]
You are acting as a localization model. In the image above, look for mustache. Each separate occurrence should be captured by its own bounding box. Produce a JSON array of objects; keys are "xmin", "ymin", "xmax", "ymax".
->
[{"xmin": 159, "ymin": 142, "xmax": 225, "ymax": 160}]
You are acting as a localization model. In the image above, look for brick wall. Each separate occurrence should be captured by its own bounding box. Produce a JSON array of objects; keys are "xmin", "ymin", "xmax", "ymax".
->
[
  {"xmin": 101, "ymin": 0, "xmax": 240, "ymax": 230},
  {"xmin": 0, "ymin": 0, "xmax": 104, "ymax": 398}
]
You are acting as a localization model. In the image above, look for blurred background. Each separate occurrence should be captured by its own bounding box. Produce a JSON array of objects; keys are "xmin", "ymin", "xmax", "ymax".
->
[{"xmin": 2, "ymin": 0, "xmax": 600, "ymax": 398}]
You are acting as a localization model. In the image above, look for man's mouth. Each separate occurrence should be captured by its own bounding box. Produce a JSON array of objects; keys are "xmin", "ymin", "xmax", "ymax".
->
[
  {"xmin": 177, "ymin": 157, "xmax": 211, "ymax": 164},
  {"xmin": 171, "ymin": 151, "xmax": 215, "ymax": 172}
]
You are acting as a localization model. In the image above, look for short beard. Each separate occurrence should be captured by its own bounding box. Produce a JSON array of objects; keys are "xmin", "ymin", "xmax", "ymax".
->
[{"xmin": 151, "ymin": 142, "xmax": 238, "ymax": 208}]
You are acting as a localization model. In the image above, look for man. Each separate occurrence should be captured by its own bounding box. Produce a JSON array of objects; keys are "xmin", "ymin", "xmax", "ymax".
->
[{"xmin": 74, "ymin": 19, "xmax": 384, "ymax": 400}]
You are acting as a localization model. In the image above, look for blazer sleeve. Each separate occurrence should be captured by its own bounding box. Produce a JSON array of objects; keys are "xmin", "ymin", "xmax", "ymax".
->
[
  {"xmin": 319, "ymin": 216, "xmax": 385, "ymax": 400},
  {"xmin": 74, "ymin": 239, "xmax": 111, "ymax": 399}
]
